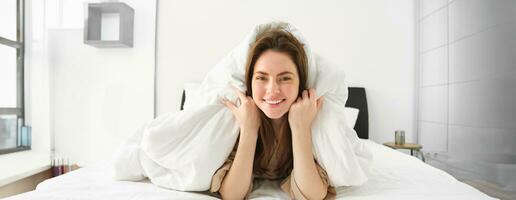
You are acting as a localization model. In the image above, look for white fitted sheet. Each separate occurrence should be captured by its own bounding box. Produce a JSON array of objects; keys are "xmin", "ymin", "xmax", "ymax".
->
[{"xmin": 6, "ymin": 140, "xmax": 495, "ymax": 200}]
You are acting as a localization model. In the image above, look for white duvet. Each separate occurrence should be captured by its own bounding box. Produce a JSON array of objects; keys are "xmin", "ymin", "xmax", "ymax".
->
[{"xmin": 111, "ymin": 22, "xmax": 372, "ymax": 191}]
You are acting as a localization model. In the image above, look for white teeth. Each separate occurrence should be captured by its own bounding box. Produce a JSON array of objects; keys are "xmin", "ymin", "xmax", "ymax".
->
[{"xmin": 265, "ymin": 99, "xmax": 284, "ymax": 105}]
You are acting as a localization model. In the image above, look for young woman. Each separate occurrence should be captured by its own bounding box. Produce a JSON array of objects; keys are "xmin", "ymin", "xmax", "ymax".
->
[{"xmin": 212, "ymin": 27, "xmax": 335, "ymax": 200}]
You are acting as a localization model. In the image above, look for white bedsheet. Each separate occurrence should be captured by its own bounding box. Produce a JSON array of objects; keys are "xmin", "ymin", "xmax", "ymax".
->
[{"xmin": 6, "ymin": 140, "xmax": 495, "ymax": 200}]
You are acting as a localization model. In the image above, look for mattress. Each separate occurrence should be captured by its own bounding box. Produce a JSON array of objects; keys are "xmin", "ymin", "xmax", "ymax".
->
[{"xmin": 6, "ymin": 140, "xmax": 495, "ymax": 200}]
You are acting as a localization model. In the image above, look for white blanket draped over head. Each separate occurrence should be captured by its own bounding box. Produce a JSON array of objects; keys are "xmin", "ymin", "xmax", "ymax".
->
[{"xmin": 112, "ymin": 22, "xmax": 373, "ymax": 191}]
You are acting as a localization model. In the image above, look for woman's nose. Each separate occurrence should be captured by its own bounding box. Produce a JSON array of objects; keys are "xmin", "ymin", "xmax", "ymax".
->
[{"xmin": 266, "ymin": 80, "xmax": 280, "ymax": 94}]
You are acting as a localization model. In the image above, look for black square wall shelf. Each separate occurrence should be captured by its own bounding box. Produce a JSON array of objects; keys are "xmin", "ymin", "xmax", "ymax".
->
[{"xmin": 84, "ymin": 2, "xmax": 134, "ymax": 48}]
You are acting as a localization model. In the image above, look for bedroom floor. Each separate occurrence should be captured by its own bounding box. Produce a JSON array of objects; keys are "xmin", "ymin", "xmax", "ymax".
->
[{"xmin": 426, "ymin": 155, "xmax": 516, "ymax": 200}]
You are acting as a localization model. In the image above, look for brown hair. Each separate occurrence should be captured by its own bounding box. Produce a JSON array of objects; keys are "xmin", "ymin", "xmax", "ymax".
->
[{"xmin": 244, "ymin": 25, "xmax": 308, "ymax": 178}]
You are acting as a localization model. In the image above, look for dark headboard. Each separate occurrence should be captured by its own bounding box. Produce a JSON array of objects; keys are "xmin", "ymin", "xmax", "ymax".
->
[
  {"xmin": 181, "ymin": 87, "xmax": 368, "ymax": 139},
  {"xmin": 180, "ymin": 90, "xmax": 186, "ymax": 111},
  {"xmin": 345, "ymin": 87, "xmax": 369, "ymax": 139}
]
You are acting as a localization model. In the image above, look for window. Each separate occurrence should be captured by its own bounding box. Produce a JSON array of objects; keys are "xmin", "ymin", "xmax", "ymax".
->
[{"xmin": 0, "ymin": 0, "xmax": 29, "ymax": 154}]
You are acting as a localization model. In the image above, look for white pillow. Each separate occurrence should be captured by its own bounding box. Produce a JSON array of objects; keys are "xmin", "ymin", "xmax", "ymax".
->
[{"xmin": 344, "ymin": 107, "xmax": 359, "ymax": 128}]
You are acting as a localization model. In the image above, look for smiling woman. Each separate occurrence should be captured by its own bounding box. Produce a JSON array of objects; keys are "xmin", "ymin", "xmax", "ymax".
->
[{"xmin": 216, "ymin": 26, "xmax": 334, "ymax": 200}]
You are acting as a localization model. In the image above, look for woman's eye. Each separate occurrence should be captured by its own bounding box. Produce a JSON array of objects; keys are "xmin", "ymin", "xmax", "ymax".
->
[
  {"xmin": 280, "ymin": 77, "xmax": 291, "ymax": 81},
  {"xmin": 256, "ymin": 76, "xmax": 266, "ymax": 80}
]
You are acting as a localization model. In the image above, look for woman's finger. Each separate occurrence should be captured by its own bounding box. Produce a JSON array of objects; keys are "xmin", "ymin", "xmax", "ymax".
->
[
  {"xmin": 302, "ymin": 90, "xmax": 308, "ymax": 100},
  {"xmin": 222, "ymin": 98, "xmax": 237, "ymax": 113},
  {"xmin": 317, "ymin": 96, "xmax": 324, "ymax": 110},
  {"xmin": 234, "ymin": 87, "xmax": 248, "ymax": 103},
  {"xmin": 308, "ymin": 89, "xmax": 316, "ymax": 103}
]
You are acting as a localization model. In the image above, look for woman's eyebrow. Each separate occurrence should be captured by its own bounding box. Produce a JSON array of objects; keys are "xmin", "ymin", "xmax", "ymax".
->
[
  {"xmin": 277, "ymin": 71, "xmax": 294, "ymax": 76},
  {"xmin": 255, "ymin": 71, "xmax": 268, "ymax": 75},
  {"xmin": 254, "ymin": 71, "xmax": 294, "ymax": 76}
]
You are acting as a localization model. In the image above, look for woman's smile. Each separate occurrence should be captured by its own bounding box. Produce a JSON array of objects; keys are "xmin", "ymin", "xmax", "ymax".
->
[{"xmin": 263, "ymin": 98, "xmax": 286, "ymax": 105}]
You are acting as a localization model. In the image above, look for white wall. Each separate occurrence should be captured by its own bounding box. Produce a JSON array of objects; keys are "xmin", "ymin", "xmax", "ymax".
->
[
  {"xmin": 418, "ymin": 0, "xmax": 516, "ymax": 156},
  {"xmin": 44, "ymin": 0, "xmax": 156, "ymax": 166},
  {"xmin": 418, "ymin": 0, "xmax": 516, "ymax": 190},
  {"xmin": 156, "ymin": 0, "xmax": 416, "ymax": 143}
]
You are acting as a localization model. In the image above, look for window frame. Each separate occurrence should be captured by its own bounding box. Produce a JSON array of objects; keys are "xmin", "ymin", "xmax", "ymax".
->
[{"xmin": 0, "ymin": 0, "xmax": 29, "ymax": 155}]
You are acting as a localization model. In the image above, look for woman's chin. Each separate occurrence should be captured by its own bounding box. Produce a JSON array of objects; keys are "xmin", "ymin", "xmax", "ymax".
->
[{"xmin": 263, "ymin": 110, "xmax": 287, "ymax": 119}]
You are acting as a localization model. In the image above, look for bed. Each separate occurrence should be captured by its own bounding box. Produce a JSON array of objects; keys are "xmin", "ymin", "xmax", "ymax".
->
[{"xmin": 6, "ymin": 88, "xmax": 495, "ymax": 200}]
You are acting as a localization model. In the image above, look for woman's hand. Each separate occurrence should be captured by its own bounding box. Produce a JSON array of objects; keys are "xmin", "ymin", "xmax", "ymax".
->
[
  {"xmin": 222, "ymin": 88, "xmax": 261, "ymax": 136},
  {"xmin": 288, "ymin": 89, "xmax": 324, "ymax": 133}
]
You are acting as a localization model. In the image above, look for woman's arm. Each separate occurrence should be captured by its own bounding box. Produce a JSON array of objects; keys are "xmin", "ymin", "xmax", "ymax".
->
[
  {"xmin": 291, "ymin": 127, "xmax": 328, "ymax": 199},
  {"xmin": 288, "ymin": 89, "xmax": 327, "ymax": 199},
  {"xmin": 219, "ymin": 131, "xmax": 258, "ymax": 200},
  {"xmin": 220, "ymin": 88, "xmax": 261, "ymax": 199}
]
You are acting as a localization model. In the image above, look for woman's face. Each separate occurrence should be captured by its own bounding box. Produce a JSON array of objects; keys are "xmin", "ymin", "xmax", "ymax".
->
[{"xmin": 251, "ymin": 50, "xmax": 300, "ymax": 119}]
